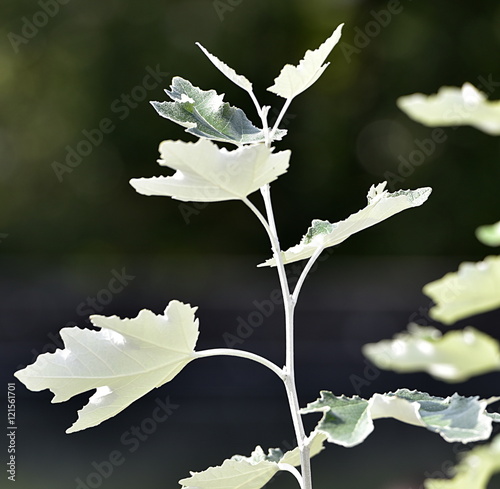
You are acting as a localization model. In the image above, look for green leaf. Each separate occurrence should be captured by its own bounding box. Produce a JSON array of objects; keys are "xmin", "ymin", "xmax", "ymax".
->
[
  {"xmin": 424, "ymin": 434, "xmax": 500, "ymax": 489},
  {"xmin": 130, "ymin": 139, "xmax": 290, "ymax": 202},
  {"xmin": 14, "ymin": 301, "xmax": 199, "ymax": 433},
  {"xmin": 260, "ymin": 182, "xmax": 431, "ymax": 266},
  {"xmin": 151, "ymin": 77, "xmax": 286, "ymax": 145},
  {"xmin": 301, "ymin": 393, "xmax": 372, "ymax": 447},
  {"xmin": 397, "ymin": 83, "xmax": 500, "ymax": 135},
  {"xmin": 179, "ymin": 433, "xmax": 326, "ymax": 489},
  {"xmin": 363, "ymin": 324, "xmax": 500, "ymax": 382},
  {"xmin": 476, "ymin": 221, "xmax": 500, "ymax": 247},
  {"xmin": 423, "ymin": 255, "xmax": 500, "ymax": 324},
  {"xmin": 302, "ymin": 389, "xmax": 497, "ymax": 447},
  {"xmin": 303, "ymin": 219, "xmax": 335, "ymax": 244},
  {"xmin": 196, "ymin": 43, "xmax": 253, "ymax": 93},
  {"xmin": 268, "ymin": 24, "xmax": 343, "ymax": 100}
]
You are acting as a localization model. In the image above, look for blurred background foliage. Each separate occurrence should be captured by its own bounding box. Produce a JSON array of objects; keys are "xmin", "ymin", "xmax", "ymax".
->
[
  {"xmin": 1, "ymin": 0, "xmax": 500, "ymax": 259},
  {"xmin": 2, "ymin": 1, "xmax": 500, "ymax": 488}
]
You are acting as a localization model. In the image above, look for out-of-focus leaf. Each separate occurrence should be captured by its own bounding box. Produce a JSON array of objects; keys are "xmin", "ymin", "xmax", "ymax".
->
[
  {"xmin": 363, "ymin": 324, "xmax": 500, "ymax": 382},
  {"xmin": 397, "ymin": 83, "xmax": 500, "ymax": 135},
  {"xmin": 424, "ymin": 434, "xmax": 500, "ymax": 489},
  {"xmin": 476, "ymin": 221, "xmax": 500, "ymax": 247},
  {"xmin": 423, "ymin": 256, "xmax": 500, "ymax": 324}
]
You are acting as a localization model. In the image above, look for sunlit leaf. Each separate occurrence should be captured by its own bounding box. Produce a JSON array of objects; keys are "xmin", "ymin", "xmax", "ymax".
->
[
  {"xmin": 196, "ymin": 43, "xmax": 253, "ymax": 93},
  {"xmin": 301, "ymin": 393, "xmax": 372, "ymax": 447},
  {"xmin": 260, "ymin": 182, "xmax": 431, "ymax": 266},
  {"xmin": 363, "ymin": 324, "xmax": 500, "ymax": 382},
  {"xmin": 151, "ymin": 77, "xmax": 286, "ymax": 145},
  {"xmin": 14, "ymin": 301, "xmax": 199, "ymax": 433},
  {"xmin": 267, "ymin": 24, "xmax": 343, "ymax": 100},
  {"xmin": 130, "ymin": 139, "xmax": 290, "ymax": 202},
  {"xmin": 179, "ymin": 433, "xmax": 326, "ymax": 489},
  {"xmin": 302, "ymin": 389, "xmax": 498, "ymax": 447},
  {"xmin": 424, "ymin": 434, "xmax": 500, "ymax": 489},
  {"xmin": 476, "ymin": 221, "xmax": 500, "ymax": 247},
  {"xmin": 423, "ymin": 256, "xmax": 500, "ymax": 324},
  {"xmin": 397, "ymin": 83, "xmax": 500, "ymax": 135}
]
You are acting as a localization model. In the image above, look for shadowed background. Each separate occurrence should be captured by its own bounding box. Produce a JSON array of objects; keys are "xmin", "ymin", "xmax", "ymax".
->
[{"xmin": 1, "ymin": 0, "xmax": 500, "ymax": 488}]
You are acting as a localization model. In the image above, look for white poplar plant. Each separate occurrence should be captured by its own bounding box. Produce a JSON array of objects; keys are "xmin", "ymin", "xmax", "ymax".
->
[{"xmin": 14, "ymin": 26, "xmax": 500, "ymax": 489}]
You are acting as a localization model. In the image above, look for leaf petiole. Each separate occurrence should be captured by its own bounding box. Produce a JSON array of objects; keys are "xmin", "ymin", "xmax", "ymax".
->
[{"xmin": 194, "ymin": 348, "xmax": 285, "ymax": 381}]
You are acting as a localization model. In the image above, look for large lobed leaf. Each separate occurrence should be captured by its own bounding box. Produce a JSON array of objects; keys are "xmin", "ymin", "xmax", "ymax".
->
[
  {"xmin": 260, "ymin": 182, "xmax": 431, "ymax": 266},
  {"xmin": 302, "ymin": 389, "xmax": 499, "ymax": 447},
  {"xmin": 423, "ymin": 256, "xmax": 500, "ymax": 324},
  {"xmin": 397, "ymin": 83, "xmax": 500, "ymax": 135},
  {"xmin": 14, "ymin": 300, "xmax": 199, "ymax": 433},
  {"xmin": 425, "ymin": 434, "xmax": 500, "ymax": 489},
  {"xmin": 179, "ymin": 432, "xmax": 326, "ymax": 489},
  {"xmin": 130, "ymin": 139, "xmax": 290, "ymax": 202},
  {"xmin": 363, "ymin": 324, "xmax": 500, "ymax": 382},
  {"xmin": 151, "ymin": 77, "xmax": 286, "ymax": 145},
  {"xmin": 268, "ymin": 24, "xmax": 343, "ymax": 100}
]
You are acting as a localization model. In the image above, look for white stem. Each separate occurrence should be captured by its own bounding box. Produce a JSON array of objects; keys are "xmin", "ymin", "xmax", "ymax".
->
[
  {"xmin": 292, "ymin": 246, "xmax": 325, "ymax": 303},
  {"xmin": 269, "ymin": 97, "xmax": 293, "ymax": 141},
  {"xmin": 244, "ymin": 94, "xmax": 312, "ymax": 488},
  {"xmin": 194, "ymin": 349, "xmax": 284, "ymax": 381},
  {"xmin": 248, "ymin": 90, "xmax": 270, "ymax": 146},
  {"xmin": 278, "ymin": 463, "xmax": 304, "ymax": 489},
  {"xmin": 258, "ymin": 185, "xmax": 313, "ymax": 489}
]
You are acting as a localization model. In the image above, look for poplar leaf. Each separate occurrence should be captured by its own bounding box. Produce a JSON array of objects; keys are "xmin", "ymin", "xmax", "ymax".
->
[
  {"xmin": 423, "ymin": 256, "xmax": 500, "ymax": 324},
  {"xmin": 424, "ymin": 434, "xmax": 500, "ymax": 489},
  {"xmin": 260, "ymin": 182, "xmax": 431, "ymax": 266},
  {"xmin": 302, "ymin": 389, "xmax": 498, "ymax": 447},
  {"xmin": 196, "ymin": 42, "xmax": 253, "ymax": 93},
  {"xmin": 179, "ymin": 433, "xmax": 326, "ymax": 489},
  {"xmin": 363, "ymin": 324, "xmax": 500, "ymax": 382},
  {"xmin": 397, "ymin": 83, "xmax": 500, "ymax": 135},
  {"xmin": 151, "ymin": 77, "xmax": 286, "ymax": 145},
  {"xmin": 267, "ymin": 24, "xmax": 343, "ymax": 100},
  {"xmin": 476, "ymin": 221, "xmax": 500, "ymax": 247},
  {"xmin": 14, "ymin": 301, "xmax": 199, "ymax": 433},
  {"xmin": 130, "ymin": 139, "xmax": 290, "ymax": 202},
  {"xmin": 301, "ymin": 393, "xmax": 372, "ymax": 447}
]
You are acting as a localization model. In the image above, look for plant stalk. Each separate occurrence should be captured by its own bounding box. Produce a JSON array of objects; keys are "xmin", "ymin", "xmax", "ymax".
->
[
  {"xmin": 194, "ymin": 348, "xmax": 284, "ymax": 381},
  {"xmin": 259, "ymin": 184, "xmax": 313, "ymax": 489}
]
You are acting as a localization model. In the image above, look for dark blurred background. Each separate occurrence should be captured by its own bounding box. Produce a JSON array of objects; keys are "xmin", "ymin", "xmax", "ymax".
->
[{"xmin": 2, "ymin": 0, "xmax": 500, "ymax": 488}]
